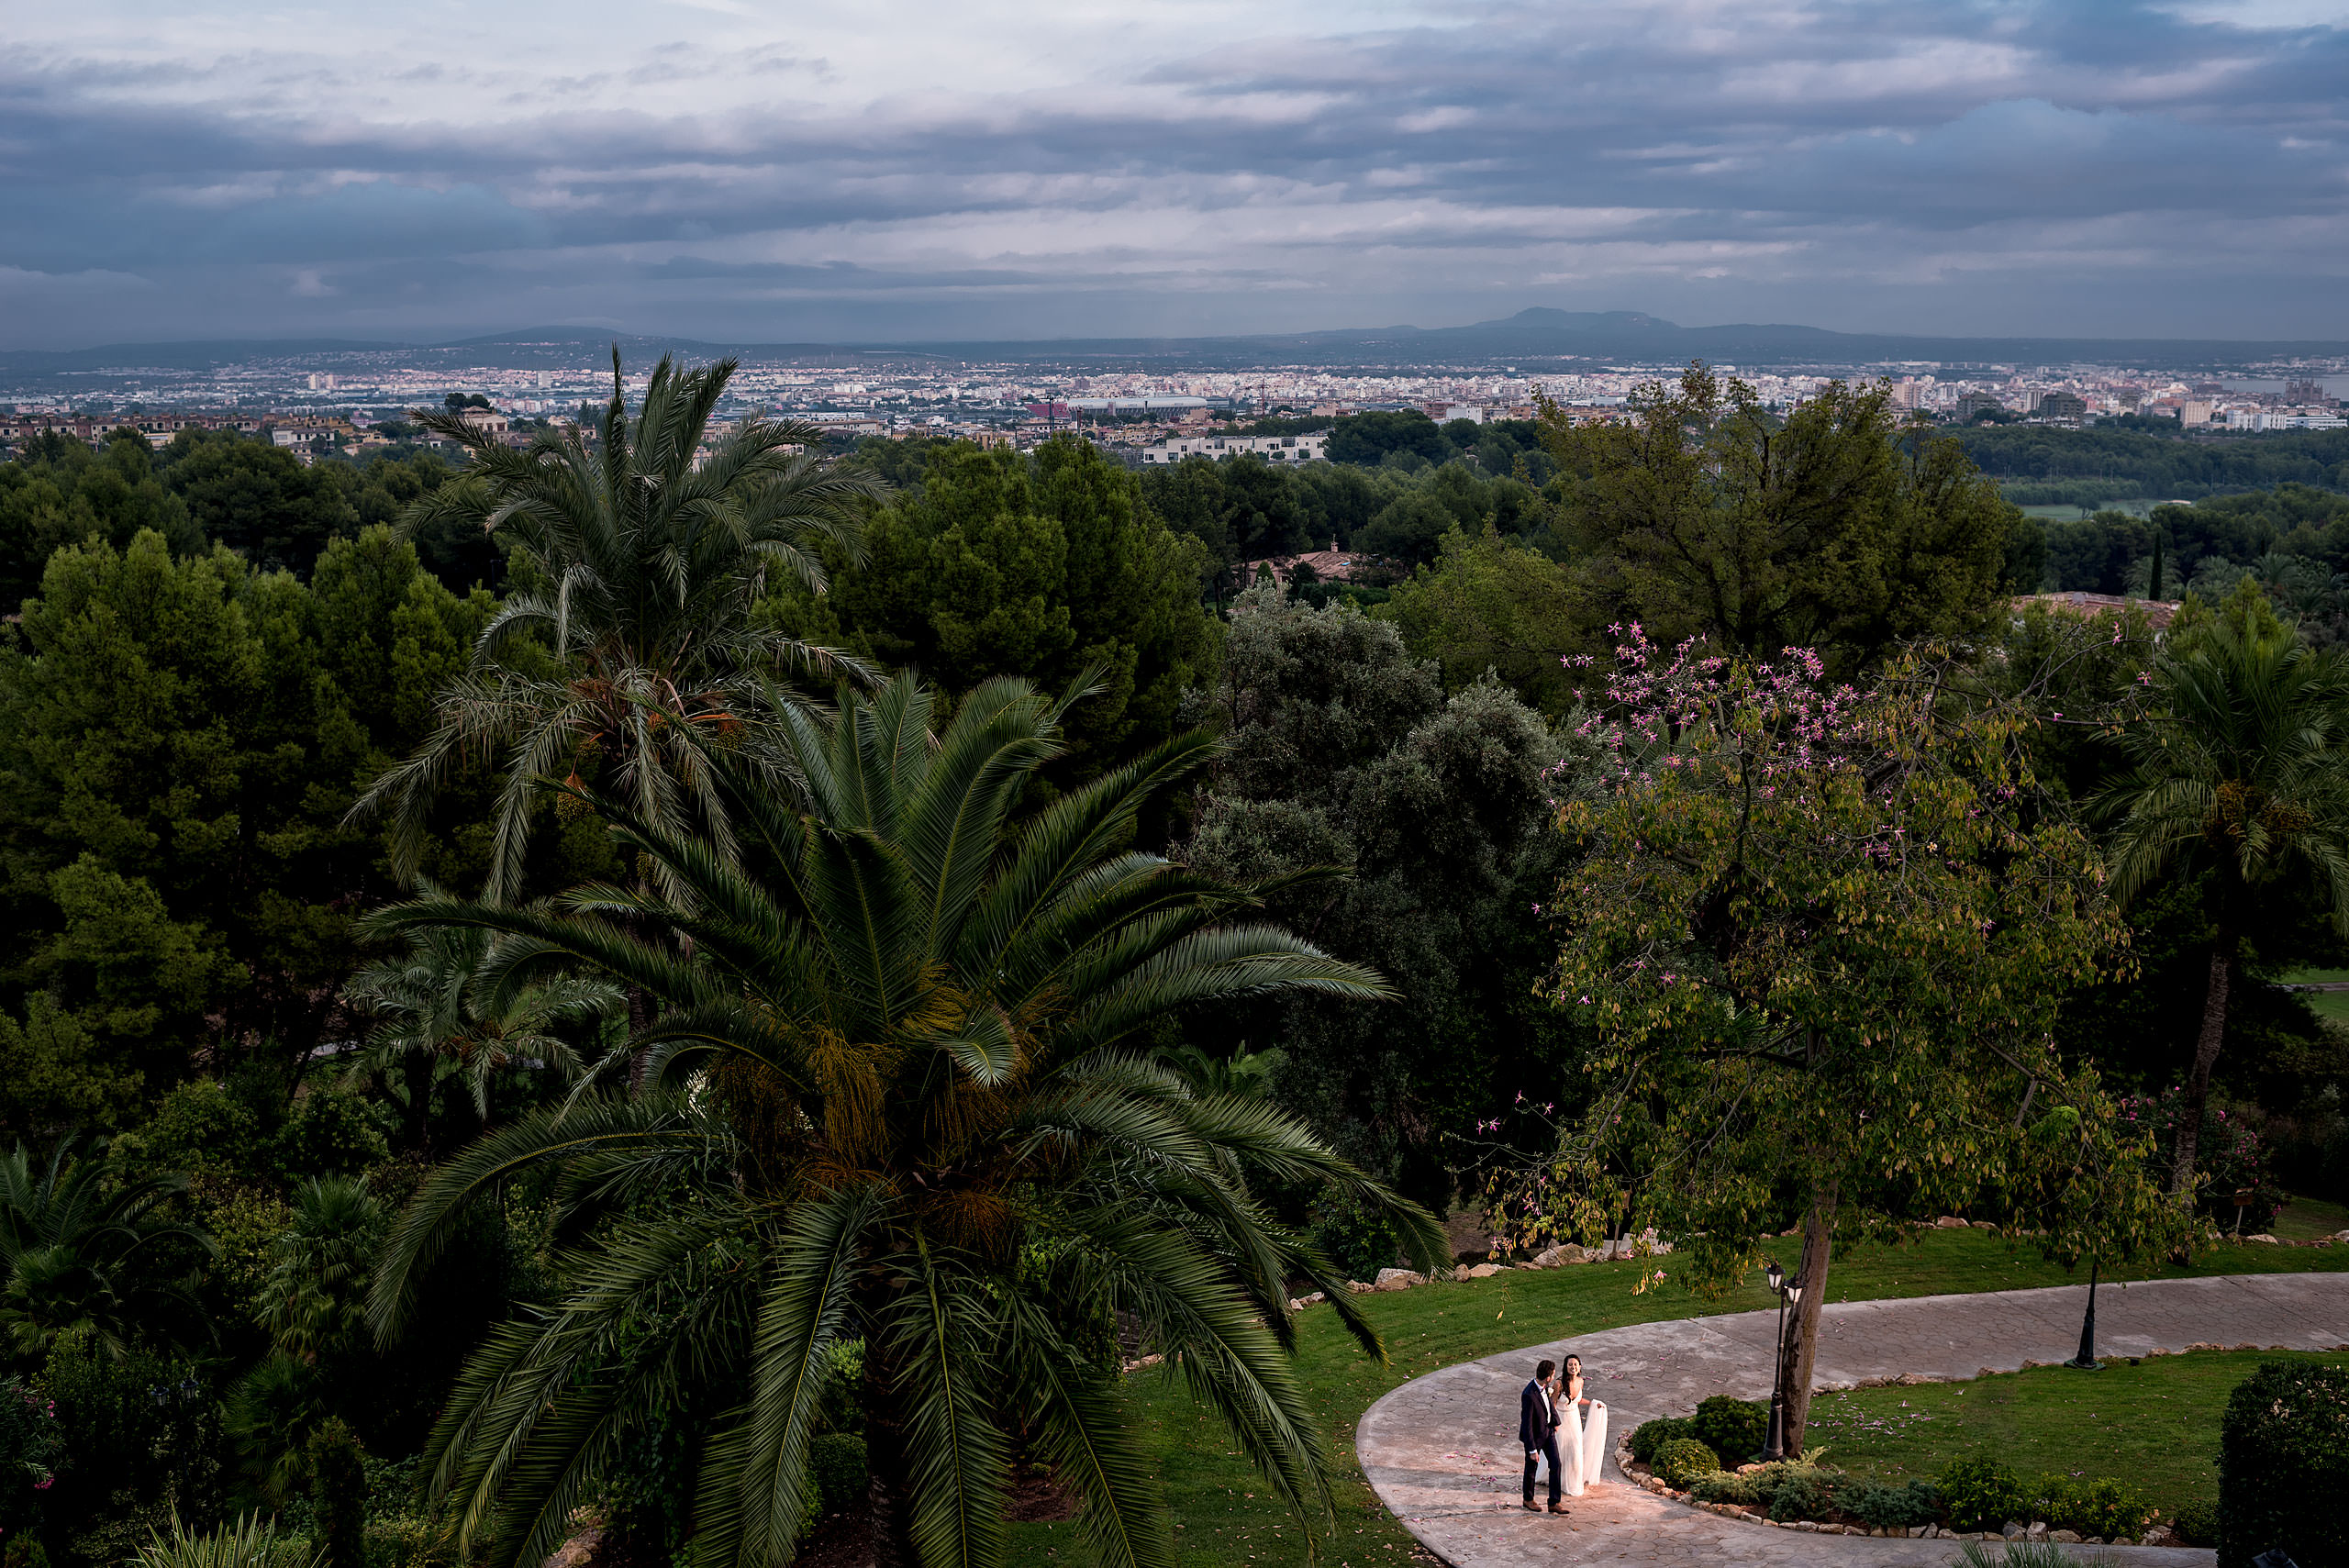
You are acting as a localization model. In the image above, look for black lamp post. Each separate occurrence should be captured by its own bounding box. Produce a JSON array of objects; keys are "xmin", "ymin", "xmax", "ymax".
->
[
  {"xmin": 1760, "ymin": 1259, "xmax": 1792, "ymax": 1462},
  {"xmin": 2064, "ymin": 1255, "xmax": 2102, "ymax": 1371}
]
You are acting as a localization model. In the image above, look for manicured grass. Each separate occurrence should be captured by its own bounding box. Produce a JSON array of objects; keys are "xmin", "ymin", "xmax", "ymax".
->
[
  {"xmin": 2274, "ymin": 1193, "xmax": 2349, "ymax": 1242},
  {"xmin": 2277, "ymin": 967, "xmax": 2349, "ymax": 1023},
  {"xmin": 1809, "ymin": 1349, "xmax": 2349, "ymax": 1505},
  {"xmin": 1005, "ymin": 1230, "xmax": 2348, "ymax": 1568}
]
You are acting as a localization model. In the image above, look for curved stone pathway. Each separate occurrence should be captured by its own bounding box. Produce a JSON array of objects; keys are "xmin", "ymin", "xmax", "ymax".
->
[{"xmin": 1357, "ymin": 1273, "xmax": 2349, "ymax": 1566}]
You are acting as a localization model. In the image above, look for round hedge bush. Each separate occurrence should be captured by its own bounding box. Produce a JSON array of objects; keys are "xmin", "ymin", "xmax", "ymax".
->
[
  {"xmin": 1691, "ymin": 1396, "xmax": 1768, "ymax": 1462},
  {"xmin": 1937, "ymin": 1456, "xmax": 2028, "ymax": 1534},
  {"xmin": 1654, "ymin": 1437, "xmax": 1722, "ymax": 1490},
  {"xmin": 2219, "ymin": 1360, "xmax": 2349, "ymax": 1568},
  {"xmin": 1629, "ymin": 1416, "xmax": 1695, "ymax": 1464}
]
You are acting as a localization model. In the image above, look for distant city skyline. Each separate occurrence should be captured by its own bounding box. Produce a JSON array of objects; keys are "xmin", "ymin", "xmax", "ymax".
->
[{"xmin": 6, "ymin": 0, "xmax": 2348, "ymax": 350}]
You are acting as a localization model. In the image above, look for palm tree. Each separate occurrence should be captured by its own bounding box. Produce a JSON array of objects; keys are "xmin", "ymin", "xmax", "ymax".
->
[
  {"xmin": 2100, "ymin": 584, "xmax": 2349, "ymax": 1195},
  {"xmin": 0, "ymin": 1139, "xmax": 211, "ymax": 1360},
  {"xmin": 230, "ymin": 1178, "xmax": 391, "ymax": 1501},
  {"xmin": 343, "ymin": 897, "xmax": 624, "ymax": 1121},
  {"xmin": 364, "ymin": 673, "xmax": 1443, "ymax": 1568},
  {"xmin": 351, "ymin": 350, "xmax": 884, "ymax": 904}
]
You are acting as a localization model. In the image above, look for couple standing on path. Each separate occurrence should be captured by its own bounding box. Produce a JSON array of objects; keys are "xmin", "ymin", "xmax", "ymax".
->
[{"xmin": 1518, "ymin": 1353, "xmax": 1609, "ymax": 1515}]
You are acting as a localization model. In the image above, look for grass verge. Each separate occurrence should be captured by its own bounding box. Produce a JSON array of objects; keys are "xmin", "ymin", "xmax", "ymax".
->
[
  {"xmin": 1007, "ymin": 1230, "xmax": 2346, "ymax": 1568},
  {"xmin": 1809, "ymin": 1348, "xmax": 2349, "ymax": 1505}
]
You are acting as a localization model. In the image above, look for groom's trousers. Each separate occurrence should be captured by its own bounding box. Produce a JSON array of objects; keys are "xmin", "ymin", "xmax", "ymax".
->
[{"xmin": 1523, "ymin": 1435, "xmax": 1562, "ymax": 1507}]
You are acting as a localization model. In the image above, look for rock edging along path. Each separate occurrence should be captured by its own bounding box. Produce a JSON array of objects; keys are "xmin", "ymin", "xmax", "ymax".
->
[{"xmin": 1356, "ymin": 1273, "xmax": 2349, "ymax": 1567}]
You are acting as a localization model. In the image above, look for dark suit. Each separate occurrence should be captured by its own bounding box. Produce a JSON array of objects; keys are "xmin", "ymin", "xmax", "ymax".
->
[{"xmin": 1520, "ymin": 1378, "xmax": 1562, "ymax": 1507}]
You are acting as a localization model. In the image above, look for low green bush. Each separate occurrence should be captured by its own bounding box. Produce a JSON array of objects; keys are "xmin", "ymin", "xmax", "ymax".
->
[
  {"xmin": 2219, "ymin": 1360, "xmax": 2349, "ymax": 1568},
  {"xmin": 2030, "ymin": 1473, "xmax": 2152, "ymax": 1540},
  {"xmin": 362, "ymin": 1515, "xmax": 458, "ymax": 1568},
  {"xmin": 1766, "ymin": 1469, "xmax": 1836, "ymax": 1523},
  {"xmin": 1937, "ymin": 1456, "xmax": 2027, "ymax": 1533},
  {"xmin": 1688, "ymin": 1470, "xmax": 1758, "ymax": 1506},
  {"xmin": 2171, "ymin": 1499, "xmax": 2220, "ymax": 1548},
  {"xmin": 1842, "ymin": 1476, "xmax": 1939, "ymax": 1531},
  {"xmin": 806, "ymin": 1431, "xmax": 868, "ymax": 1518},
  {"xmin": 1653, "ymin": 1437, "xmax": 1721, "ymax": 1490},
  {"xmin": 1629, "ymin": 1416, "xmax": 1695, "ymax": 1464}
]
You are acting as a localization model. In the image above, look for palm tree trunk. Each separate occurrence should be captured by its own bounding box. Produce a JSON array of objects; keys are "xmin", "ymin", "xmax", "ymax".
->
[
  {"xmin": 863, "ymin": 1329, "xmax": 921, "ymax": 1568},
  {"xmin": 2172, "ymin": 929, "xmax": 2235, "ymax": 1198},
  {"xmin": 1777, "ymin": 1181, "xmax": 1836, "ymax": 1460}
]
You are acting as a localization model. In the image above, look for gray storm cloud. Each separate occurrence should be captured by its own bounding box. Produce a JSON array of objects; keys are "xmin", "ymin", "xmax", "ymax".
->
[{"xmin": 2, "ymin": 0, "xmax": 2345, "ymax": 346}]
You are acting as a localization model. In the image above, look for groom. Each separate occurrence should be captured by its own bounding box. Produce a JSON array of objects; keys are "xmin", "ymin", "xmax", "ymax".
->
[{"xmin": 1519, "ymin": 1358, "xmax": 1565, "ymax": 1514}]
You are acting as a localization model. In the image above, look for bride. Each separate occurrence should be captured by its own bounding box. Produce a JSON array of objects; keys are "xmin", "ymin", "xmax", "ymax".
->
[{"xmin": 1556, "ymin": 1353, "xmax": 1609, "ymax": 1496}]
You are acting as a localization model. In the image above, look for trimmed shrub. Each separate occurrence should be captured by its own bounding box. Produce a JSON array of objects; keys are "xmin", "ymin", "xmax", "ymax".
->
[
  {"xmin": 1766, "ymin": 1469, "xmax": 1836, "ymax": 1524},
  {"xmin": 1653, "ymin": 1437, "xmax": 1721, "ymax": 1490},
  {"xmin": 2171, "ymin": 1499, "xmax": 2220, "ymax": 1548},
  {"xmin": 806, "ymin": 1431, "xmax": 868, "ymax": 1518},
  {"xmin": 2219, "ymin": 1360, "xmax": 2349, "ymax": 1568},
  {"xmin": 2040, "ymin": 1474, "xmax": 2153, "ymax": 1540},
  {"xmin": 1691, "ymin": 1396, "xmax": 1768, "ymax": 1463},
  {"xmin": 1689, "ymin": 1470, "xmax": 1758, "ymax": 1507},
  {"xmin": 1691, "ymin": 1398, "xmax": 1766, "ymax": 1473},
  {"xmin": 1937, "ymin": 1455, "xmax": 2027, "ymax": 1533},
  {"xmin": 1629, "ymin": 1417, "xmax": 1695, "ymax": 1465},
  {"xmin": 1843, "ymin": 1476, "xmax": 1939, "ymax": 1531}
]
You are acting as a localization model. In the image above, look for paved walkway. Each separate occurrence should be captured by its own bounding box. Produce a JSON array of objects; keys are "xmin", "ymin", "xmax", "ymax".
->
[{"xmin": 1357, "ymin": 1272, "xmax": 2349, "ymax": 1566}]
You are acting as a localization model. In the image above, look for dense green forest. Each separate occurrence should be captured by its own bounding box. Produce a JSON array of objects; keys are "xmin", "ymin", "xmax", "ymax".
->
[
  {"xmin": 0, "ymin": 373, "xmax": 2343, "ymax": 1568},
  {"xmin": 1953, "ymin": 420, "xmax": 2349, "ymax": 500}
]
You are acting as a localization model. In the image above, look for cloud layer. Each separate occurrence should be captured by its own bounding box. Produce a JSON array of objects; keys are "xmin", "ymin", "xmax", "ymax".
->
[{"xmin": 4, "ymin": 0, "xmax": 2346, "ymax": 347}]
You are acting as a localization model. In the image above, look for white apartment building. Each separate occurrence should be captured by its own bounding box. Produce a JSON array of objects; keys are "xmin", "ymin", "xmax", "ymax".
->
[{"xmin": 1140, "ymin": 432, "xmax": 1330, "ymax": 464}]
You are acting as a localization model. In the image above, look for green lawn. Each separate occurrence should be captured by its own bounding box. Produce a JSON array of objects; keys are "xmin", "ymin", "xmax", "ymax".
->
[
  {"xmin": 2016, "ymin": 500, "xmax": 2166, "ymax": 519},
  {"xmin": 1809, "ymin": 1349, "xmax": 2349, "ymax": 1505},
  {"xmin": 2274, "ymin": 1192, "xmax": 2349, "ymax": 1241},
  {"xmin": 1006, "ymin": 1230, "xmax": 2348, "ymax": 1568},
  {"xmin": 2278, "ymin": 967, "xmax": 2349, "ymax": 1024}
]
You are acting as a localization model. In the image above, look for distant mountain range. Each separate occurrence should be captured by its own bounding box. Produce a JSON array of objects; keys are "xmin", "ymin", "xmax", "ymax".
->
[{"xmin": 6, "ymin": 309, "xmax": 2346, "ymax": 380}]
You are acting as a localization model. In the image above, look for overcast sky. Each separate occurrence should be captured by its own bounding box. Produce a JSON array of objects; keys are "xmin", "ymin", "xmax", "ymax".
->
[{"xmin": 5, "ymin": 0, "xmax": 2347, "ymax": 349}]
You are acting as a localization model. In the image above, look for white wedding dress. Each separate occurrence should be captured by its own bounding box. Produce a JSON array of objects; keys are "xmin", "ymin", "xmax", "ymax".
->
[{"xmin": 1558, "ymin": 1394, "xmax": 1609, "ymax": 1496}]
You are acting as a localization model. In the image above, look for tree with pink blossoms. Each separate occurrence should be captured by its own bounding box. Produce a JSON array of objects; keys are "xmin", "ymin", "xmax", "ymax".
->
[{"xmin": 1487, "ymin": 624, "xmax": 2179, "ymax": 1457}]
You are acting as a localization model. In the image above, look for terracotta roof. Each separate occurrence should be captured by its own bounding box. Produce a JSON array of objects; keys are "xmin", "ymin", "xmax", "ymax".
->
[{"xmin": 1242, "ymin": 547, "xmax": 1368, "ymax": 584}]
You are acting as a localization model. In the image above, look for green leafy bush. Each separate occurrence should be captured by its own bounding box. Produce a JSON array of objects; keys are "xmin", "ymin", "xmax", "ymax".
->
[
  {"xmin": 362, "ymin": 1514, "xmax": 458, "ymax": 1568},
  {"xmin": 816, "ymin": 1340, "xmax": 865, "ymax": 1434},
  {"xmin": 1689, "ymin": 1470, "xmax": 1758, "ymax": 1506},
  {"xmin": 806, "ymin": 1431, "xmax": 867, "ymax": 1518},
  {"xmin": 1842, "ymin": 1476, "xmax": 1938, "ymax": 1531},
  {"xmin": 1937, "ymin": 1456, "xmax": 2027, "ymax": 1533},
  {"xmin": 1308, "ymin": 1193, "xmax": 1401, "ymax": 1283},
  {"xmin": 304, "ymin": 1418, "xmax": 366, "ymax": 1568},
  {"xmin": 2030, "ymin": 1473, "xmax": 2151, "ymax": 1540},
  {"xmin": 2171, "ymin": 1499, "xmax": 2220, "ymax": 1547},
  {"xmin": 2219, "ymin": 1360, "xmax": 2349, "ymax": 1568},
  {"xmin": 1629, "ymin": 1417, "xmax": 1695, "ymax": 1464},
  {"xmin": 1766, "ymin": 1469, "xmax": 1836, "ymax": 1523},
  {"xmin": 1691, "ymin": 1396, "xmax": 1768, "ymax": 1463},
  {"xmin": 1653, "ymin": 1437, "xmax": 1720, "ymax": 1490},
  {"xmin": 4, "ymin": 1533, "xmax": 53, "ymax": 1568},
  {"xmin": 273, "ymin": 1095, "xmax": 389, "ymax": 1184},
  {"xmin": 0, "ymin": 1378, "xmax": 62, "ymax": 1537}
]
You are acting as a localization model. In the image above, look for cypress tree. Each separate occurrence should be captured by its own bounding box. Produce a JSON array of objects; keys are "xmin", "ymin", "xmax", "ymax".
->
[{"xmin": 306, "ymin": 1418, "xmax": 367, "ymax": 1568}]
